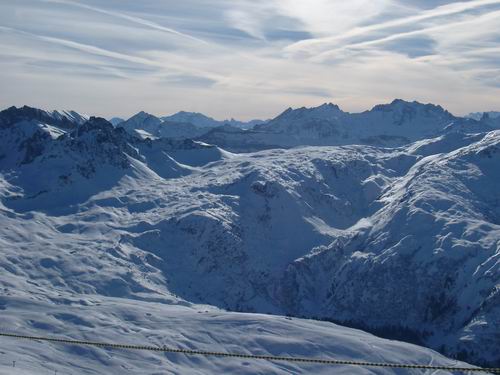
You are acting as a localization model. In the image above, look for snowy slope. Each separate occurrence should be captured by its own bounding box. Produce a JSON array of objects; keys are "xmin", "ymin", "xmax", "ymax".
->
[
  {"xmin": 0, "ymin": 106, "xmax": 499, "ymax": 371},
  {"xmin": 0, "ymin": 106, "xmax": 91, "ymax": 169},
  {"xmin": 277, "ymin": 132, "xmax": 500, "ymax": 366},
  {"xmin": 51, "ymin": 109, "xmax": 88, "ymax": 125},
  {"xmin": 118, "ymin": 111, "xmax": 163, "ymax": 138},
  {"xmin": 0, "ymin": 296, "xmax": 475, "ymax": 375}
]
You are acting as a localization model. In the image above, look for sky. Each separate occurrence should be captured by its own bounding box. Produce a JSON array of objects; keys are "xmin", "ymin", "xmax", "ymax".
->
[{"xmin": 1, "ymin": 0, "xmax": 500, "ymax": 120}]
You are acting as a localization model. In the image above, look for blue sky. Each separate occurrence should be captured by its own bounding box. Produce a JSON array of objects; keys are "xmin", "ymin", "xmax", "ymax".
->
[{"xmin": 1, "ymin": 0, "xmax": 500, "ymax": 119}]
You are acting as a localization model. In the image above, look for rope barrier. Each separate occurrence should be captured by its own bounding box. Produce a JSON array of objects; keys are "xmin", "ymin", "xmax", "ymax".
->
[{"xmin": 1, "ymin": 332, "xmax": 498, "ymax": 373}]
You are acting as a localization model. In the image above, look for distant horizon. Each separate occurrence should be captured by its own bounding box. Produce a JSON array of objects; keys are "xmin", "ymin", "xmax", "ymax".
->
[
  {"xmin": 2, "ymin": 1, "xmax": 500, "ymax": 120},
  {"xmin": 3, "ymin": 98, "xmax": 499, "ymax": 123}
]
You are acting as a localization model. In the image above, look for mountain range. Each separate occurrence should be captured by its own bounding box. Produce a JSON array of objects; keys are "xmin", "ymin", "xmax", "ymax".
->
[
  {"xmin": 108, "ymin": 100, "xmax": 500, "ymax": 152},
  {"xmin": 0, "ymin": 101, "xmax": 499, "ymax": 373}
]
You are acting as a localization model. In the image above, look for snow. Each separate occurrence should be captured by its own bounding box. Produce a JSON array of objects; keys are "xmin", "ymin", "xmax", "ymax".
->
[
  {"xmin": 0, "ymin": 104, "xmax": 499, "ymax": 372},
  {"xmin": 118, "ymin": 111, "xmax": 211, "ymax": 140},
  {"xmin": 0, "ymin": 297, "xmax": 473, "ymax": 375},
  {"xmin": 162, "ymin": 111, "xmax": 264, "ymax": 129},
  {"xmin": 119, "ymin": 101, "xmax": 496, "ymax": 152},
  {"xmin": 51, "ymin": 110, "xmax": 88, "ymax": 125},
  {"xmin": 201, "ymin": 100, "xmax": 491, "ymax": 151}
]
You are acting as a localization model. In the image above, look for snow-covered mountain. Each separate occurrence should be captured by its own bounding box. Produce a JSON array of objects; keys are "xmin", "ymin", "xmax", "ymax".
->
[
  {"xmin": 118, "ymin": 111, "xmax": 210, "ymax": 140},
  {"xmin": 119, "ymin": 109, "xmax": 266, "ymax": 141},
  {"xmin": 0, "ymin": 104, "xmax": 499, "ymax": 372},
  {"xmin": 200, "ymin": 100, "xmax": 497, "ymax": 151},
  {"xmin": 110, "ymin": 110, "xmax": 265, "ymax": 141},
  {"xmin": 0, "ymin": 113, "xmax": 230, "ymax": 203},
  {"xmin": 0, "ymin": 105, "xmax": 87, "ymax": 129},
  {"xmin": 466, "ymin": 111, "xmax": 500, "ymax": 121},
  {"xmin": 1, "ymin": 297, "xmax": 471, "ymax": 375},
  {"xmin": 162, "ymin": 110, "xmax": 264, "ymax": 129},
  {"xmin": 119, "ymin": 101, "xmax": 477, "ymax": 150},
  {"xmin": 118, "ymin": 111, "xmax": 163, "ymax": 137}
]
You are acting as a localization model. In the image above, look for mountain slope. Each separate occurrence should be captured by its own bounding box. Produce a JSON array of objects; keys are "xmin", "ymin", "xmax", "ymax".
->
[
  {"xmin": 0, "ymin": 106, "xmax": 498, "ymax": 369},
  {"xmin": 0, "ymin": 296, "xmax": 474, "ymax": 374},
  {"xmin": 200, "ymin": 100, "xmax": 487, "ymax": 151},
  {"xmin": 111, "ymin": 101, "xmax": 483, "ymax": 152},
  {"xmin": 109, "ymin": 116, "xmax": 125, "ymax": 126},
  {"xmin": 277, "ymin": 131, "xmax": 500, "ymax": 365},
  {"xmin": 0, "ymin": 105, "xmax": 87, "ymax": 129}
]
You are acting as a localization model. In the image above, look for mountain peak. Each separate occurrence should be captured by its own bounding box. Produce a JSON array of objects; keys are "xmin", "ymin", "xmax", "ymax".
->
[
  {"xmin": 162, "ymin": 111, "xmax": 218, "ymax": 128},
  {"xmin": 390, "ymin": 98, "xmax": 410, "ymax": 105},
  {"xmin": 318, "ymin": 102, "xmax": 341, "ymax": 110},
  {"xmin": 132, "ymin": 110, "xmax": 157, "ymax": 119},
  {"xmin": 0, "ymin": 105, "xmax": 83, "ymax": 129},
  {"xmin": 73, "ymin": 116, "xmax": 114, "ymax": 136},
  {"xmin": 273, "ymin": 102, "xmax": 343, "ymax": 121},
  {"xmin": 372, "ymin": 99, "xmax": 418, "ymax": 110},
  {"xmin": 371, "ymin": 99, "xmax": 451, "ymax": 116},
  {"xmin": 124, "ymin": 111, "xmax": 162, "ymax": 125}
]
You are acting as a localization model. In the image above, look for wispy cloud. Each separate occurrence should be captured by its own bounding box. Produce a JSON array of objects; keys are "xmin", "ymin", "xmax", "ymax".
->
[
  {"xmin": 0, "ymin": 0, "xmax": 500, "ymax": 119},
  {"xmin": 41, "ymin": 0, "xmax": 209, "ymax": 45},
  {"xmin": 274, "ymin": 0, "xmax": 389, "ymax": 36},
  {"xmin": 0, "ymin": 25, "xmax": 221, "ymax": 82},
  {"xmin": 284, "ymin": 0, "xmax": 500, "ymax": 56},
  {"xmin": 308, "ymin": 9, "xmax": 500, "ymax": 62}
]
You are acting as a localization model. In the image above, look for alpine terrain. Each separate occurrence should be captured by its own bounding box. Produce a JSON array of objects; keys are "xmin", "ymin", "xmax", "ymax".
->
[{"xmin": 0, "ymin": 101, "xmax": 499, "ymax": 374}]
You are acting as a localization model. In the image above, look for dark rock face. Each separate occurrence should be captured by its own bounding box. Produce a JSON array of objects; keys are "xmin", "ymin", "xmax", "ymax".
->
[
  {"xmin": 19, "ymin": 130, "xmax": 51, "ymax": 165},
  {"xmin": 370, "ymin": 100, "xmax": 455, "ymax": 126},
  {"xmin": 0, "ymin": 106, "xmax": 76, "ymax": 129},
  {"xmin": 63, "ymin": 117, "xmax": 138, "ymax": 170}
]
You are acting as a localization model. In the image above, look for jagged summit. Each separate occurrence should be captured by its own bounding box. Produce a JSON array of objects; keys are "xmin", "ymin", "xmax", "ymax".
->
[
  {"xmin": 249, "ymin": 99, "xmax": 458, "ymax": 145},
  {"xmin": 273, "ymin": 102, "xmax": 343, "ymax": 120},
  {"xmin": 163, "ymin": 110, "xmax": 264, "ymax": 129},
  {"xmin": 0, "ymin": 105, "xmax": 86, "ymax": 129},
  {"xmin": 1, "ymin": 101, "xmax": 495, "ymax": 153},
  {"xmin": 371, "ymin": 99, "xmax": 452, "ymax": 116},
  {"xmin": 72, "ymin": 116, "xmax": 126, "ymax": 138},
  {"xmin": 119, "ymin": 111, "xmax": 208, "ymax": 140},
  {"xmin": 0, "ymin": 111, "xmax": 228, "ymax": 183},
  {"xmin": 52, "ymin": 109, "xmax": 88, "ymax": 125},
  {"xmin": 475, "ymin": 111, "xmax": 500, "ymax": 128},
  {"xmin": 119, "ymin": 111, "xmax": 165, "ymax": 138},
  {"xmin": 163, "ymin": 111, "xmax": 225, "ymax": 128},
  {"xmin": 466, "ymin": 111, "xmax": 500, "ymax": 121},
  {"xmin": 126, "ymin": 111, "xmax": 162, "ymax": 123}
]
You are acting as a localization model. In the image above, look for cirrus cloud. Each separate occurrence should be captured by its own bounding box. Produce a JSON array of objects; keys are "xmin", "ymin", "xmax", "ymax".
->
[{"xmin": 0, "ymin": 0, "xmax": 499, "ymax": 119}]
